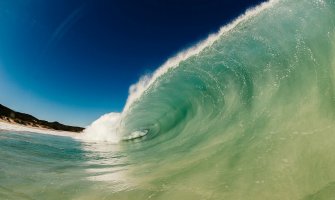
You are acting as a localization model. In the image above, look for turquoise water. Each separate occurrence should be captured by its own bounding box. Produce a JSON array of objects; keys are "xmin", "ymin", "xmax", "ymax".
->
[
  {"xmin": 0, "ymin": 131, "xmax": 130, "ymax": 200},
  {"xmin": 2, "ymin": 0, "xmax": 335, "ymax": 199}
]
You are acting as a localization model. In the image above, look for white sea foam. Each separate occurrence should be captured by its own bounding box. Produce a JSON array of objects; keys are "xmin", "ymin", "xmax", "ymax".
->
[
  {"xmin": 83, "ymin": 0, "xmax": 279, "ymax": 142},
  {"xmin": 123, "ymin": 130, "xmax": 148, "ymax": 140},
  {"xmin": 80, "ymin": 113, "xmax": 122, "ymax": 143}
]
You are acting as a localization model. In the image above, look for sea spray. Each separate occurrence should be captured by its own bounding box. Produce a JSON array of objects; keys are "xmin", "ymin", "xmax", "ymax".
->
[{"xmin": 82, "ymin": 113, "xmax": 122, "ymax": 143}]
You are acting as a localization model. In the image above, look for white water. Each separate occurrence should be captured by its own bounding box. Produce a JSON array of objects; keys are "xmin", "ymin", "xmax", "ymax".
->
[{"xmin": 81, "ymin": 113, "xmax": 122, "ymax": 143}]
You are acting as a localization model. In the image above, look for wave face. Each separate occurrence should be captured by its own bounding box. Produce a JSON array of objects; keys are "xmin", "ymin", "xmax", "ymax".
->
[{"xmin": 86, "ymin": 0, "xmax": 335, "ymax": 199}]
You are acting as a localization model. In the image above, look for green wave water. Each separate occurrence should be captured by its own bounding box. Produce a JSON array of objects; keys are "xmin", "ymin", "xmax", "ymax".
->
[
  {"xmin": 2, "ymin": 0, "xmax": 335, "ymax": 199},
  {"xmin": 119, "ymin": 0, "xmax": 335, "ymax": 198}
]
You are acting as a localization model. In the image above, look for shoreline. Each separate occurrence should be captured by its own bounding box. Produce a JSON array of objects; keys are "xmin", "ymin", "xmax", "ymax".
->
[{"xmin": 0, "ymin": 120, "xmax": 82, "ymax": 137}]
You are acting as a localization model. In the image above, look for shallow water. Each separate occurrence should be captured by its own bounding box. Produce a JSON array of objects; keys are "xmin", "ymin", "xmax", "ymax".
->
[{"xmin": 0, "ymin": 131, "xmax": 142, "ymax": 200}]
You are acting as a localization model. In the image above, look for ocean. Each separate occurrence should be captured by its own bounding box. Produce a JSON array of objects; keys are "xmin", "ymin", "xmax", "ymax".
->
[{"xmin": 2, "ymin": 0, "xmax": 335, "ymax": 199}]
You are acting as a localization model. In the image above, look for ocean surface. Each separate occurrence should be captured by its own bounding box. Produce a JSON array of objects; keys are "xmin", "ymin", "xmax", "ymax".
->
[
  {"xmin": 0, "ymin": 131, "xmax": 130, "ymax": 200},
  {"xmin": 2, "ymin": 0, "xmax": 335, "ymax": 199}
]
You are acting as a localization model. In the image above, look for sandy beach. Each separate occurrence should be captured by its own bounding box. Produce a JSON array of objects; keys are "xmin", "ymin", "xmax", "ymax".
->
[{"xmin": 0, "ymin": 120, "xmax": 81, "ymax": 137}]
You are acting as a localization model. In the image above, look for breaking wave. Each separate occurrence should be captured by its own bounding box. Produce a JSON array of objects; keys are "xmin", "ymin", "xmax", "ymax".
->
[{"xmin": 82, "ymin": 0, "xmax": 335, "ymax": 198}]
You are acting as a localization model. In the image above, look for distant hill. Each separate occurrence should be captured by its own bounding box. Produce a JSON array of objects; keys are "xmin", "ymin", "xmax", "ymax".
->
[{"xmin": 0, "ymin": 104, "xmax": 84, "ymax": 132}]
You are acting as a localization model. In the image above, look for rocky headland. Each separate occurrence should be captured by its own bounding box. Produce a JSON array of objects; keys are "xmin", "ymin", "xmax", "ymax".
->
[{"xmin": 0, "ymin": 104, "xmax": 84, "ymax": 133}]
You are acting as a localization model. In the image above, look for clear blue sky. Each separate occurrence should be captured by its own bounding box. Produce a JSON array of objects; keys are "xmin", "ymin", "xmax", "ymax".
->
[{"xmin": 0, "ymin": 0, "xmax": 265, "ymax": 127}]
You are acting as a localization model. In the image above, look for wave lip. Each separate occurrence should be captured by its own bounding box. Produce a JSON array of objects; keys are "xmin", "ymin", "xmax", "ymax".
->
[{"xmin": 122, "ymin": 0, "xmax": 279, "ymax": 113}]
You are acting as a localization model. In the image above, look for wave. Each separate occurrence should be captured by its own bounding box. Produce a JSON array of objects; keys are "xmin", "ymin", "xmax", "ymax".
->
[
  {"xmin": 84, "ymin": 0, "xmax": 335, "ymax": 142},
  {"xmin": 82, "ymin": 0, "xmax": 279, "ymax": 142},
  {"xmin": 82, "ymin": 0, "xmax": 335, "ymax": 198}
]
